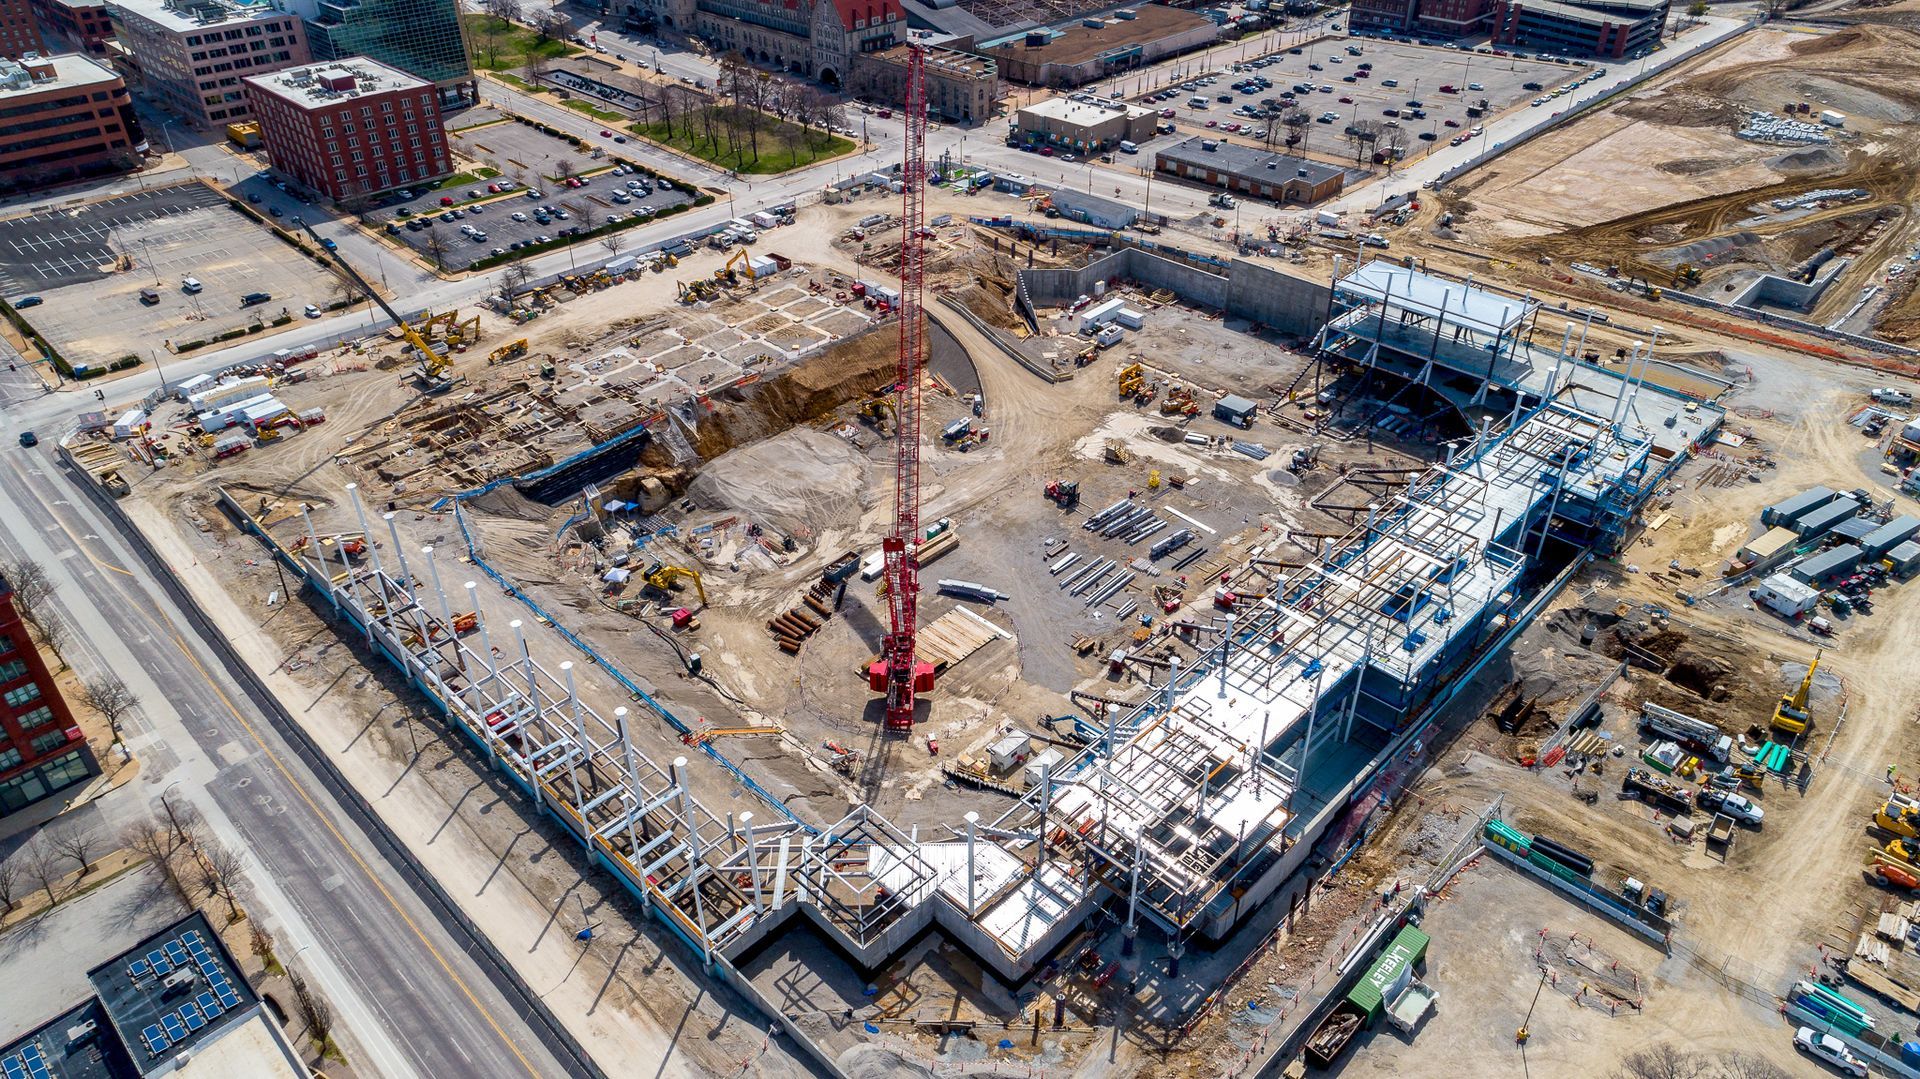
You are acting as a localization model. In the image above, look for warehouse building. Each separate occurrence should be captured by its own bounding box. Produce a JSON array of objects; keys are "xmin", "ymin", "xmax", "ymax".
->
[
  {"xmin": 1792, "ymin": 496, "xmax": 1862, "ymax": 540},
  {"xmin": 1762, "ymin": 486, "xmax": 1836, "ymax": 528},
  {"xmin": 983, "ymin": 5, "xmax": 1217, "ymax": 87},
  {"xmin": 1155, "ymin": 136, "xmax": 1346, "ymax": 205},
  {"xmin": 1792, "ymin": 543, "xmax": 1863, "ymax": 586},
  {"xmin": 1050, "ymin": 186, "xmax": 1137, "ymax": 229},
  {"xmin": 1013, "ymin": 95, "xmax": 1156, "ymax": 153}
]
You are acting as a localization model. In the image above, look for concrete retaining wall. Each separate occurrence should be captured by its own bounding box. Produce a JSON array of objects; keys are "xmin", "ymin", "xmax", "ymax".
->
[{"xmin": 1016, "ymin": 246, "xmax": 1329, "ymax": 336}]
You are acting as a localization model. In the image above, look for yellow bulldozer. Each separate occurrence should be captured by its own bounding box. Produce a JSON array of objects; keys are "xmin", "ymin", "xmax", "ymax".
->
[
  {"xmin": 678, "ymin": 278, "xmax": 720, "ymax": 304},
  {"xmin": 487, "ymin": 339, "xmax": 528, "ymax": 365}
]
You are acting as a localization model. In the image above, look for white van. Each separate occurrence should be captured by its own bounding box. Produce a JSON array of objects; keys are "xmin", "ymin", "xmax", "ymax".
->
[
  {"xmin": 1118, "ymin": 140, "xmax": 1138, "ymax": 154},
  {"xmin": 181, "ymin": 276, "xmax": 203, "ymax": 293}
]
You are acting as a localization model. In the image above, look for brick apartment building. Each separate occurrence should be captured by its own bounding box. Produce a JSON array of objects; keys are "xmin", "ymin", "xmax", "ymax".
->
[
  {"xmin": 0, "ymin": 571, "xmax": 98, "ymax": 816},
  {"xmin": 28, "ymin": 0, "xmax": 115, "ymax": 55},
  {"xmin": 0, "ymin": 52, "xmax": 141, "ymax": 192},
  {"xmin": 108, "ymin": 0, "xmax": 308, "ymax": 127},
  {"xmin": 0, "ymin": 0, "xmax": 44, "ymax": 58},
  {"xmin": 848, "ymin": 44, "xmax": 998, "ymax": 125},
  {"xmin": 244, "ymin": 56, "xmax": 449, "ymax": 199}
]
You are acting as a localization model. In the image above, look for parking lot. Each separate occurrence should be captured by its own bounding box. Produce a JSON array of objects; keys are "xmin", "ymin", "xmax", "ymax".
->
[
  {"xmin": 1136, "ymin": 37, "xmax": 1587, "ymax": 162},
  {"xmin": 8, "ymin": 182, "xmax": 337, "ymax": 370},
  {"xmin": 0, "ymin": 184, "xmax": 227, "ymax": 297},
  {"xmin": 369, "ymin": 163, "xmax": 694, "ymax": 270}
]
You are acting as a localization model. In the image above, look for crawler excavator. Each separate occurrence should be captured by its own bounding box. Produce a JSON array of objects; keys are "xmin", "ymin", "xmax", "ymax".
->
[
  {"xmin": 1770, "ymin": 648, "xmax": 1822, "ymax": 735},
  {"xmin": 641, "ymin": 561, "xmax": 707, "ymax": 607},
  {"xmin": 302, "ymin": 223, "xmax": 459, "ymax": 392}
]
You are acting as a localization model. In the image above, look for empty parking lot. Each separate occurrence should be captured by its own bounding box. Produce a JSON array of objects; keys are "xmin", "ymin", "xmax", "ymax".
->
[
  {"xmin": 0, "ymin": 184, "xmax": 227, "ymax": 297},
  {"xmin": 8, "ymin": 183, "xmax": 342, "ymax": 371}
]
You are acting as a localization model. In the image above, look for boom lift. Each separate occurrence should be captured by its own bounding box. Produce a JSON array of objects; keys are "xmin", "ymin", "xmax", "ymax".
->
[
  {"xmin": 1770, "ymin": 648, "xmax": 1822, "ymax": 735},
  {"xmin": 867, "ymin": 44, "xmax": 936, "ymax": 731},
  {"xmin": 302, "ymin": 223, "xmax": 458, "ymax": 392}
]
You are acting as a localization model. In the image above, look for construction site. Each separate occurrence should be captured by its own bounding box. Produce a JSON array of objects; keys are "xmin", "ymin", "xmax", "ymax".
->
[
  {"xmin": 1426, "ymin": 24, "xmax": 1920, "ymax": 341},
  {"xmin": 48, "ymin": 25, "xmax": 1920, "ymax": 1079}
]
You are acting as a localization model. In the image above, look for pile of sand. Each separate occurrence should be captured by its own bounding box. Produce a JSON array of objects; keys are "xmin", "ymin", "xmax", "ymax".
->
[
  {"xmin": 837, "ymin": 1045, "xmax": 934, "ymax": 1079},
  {"xmin": 683, "ymin": 426, "xmax": 867, "ymax": 536}
]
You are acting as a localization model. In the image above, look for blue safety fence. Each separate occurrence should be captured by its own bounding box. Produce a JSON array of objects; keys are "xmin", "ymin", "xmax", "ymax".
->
[
  {"xmin": 430, "ymin": 419, "xmax": 659, "ymax": 511},
  {"xmin": 449, "ymin": 504, "xmax": 816, "ymax": 833}
]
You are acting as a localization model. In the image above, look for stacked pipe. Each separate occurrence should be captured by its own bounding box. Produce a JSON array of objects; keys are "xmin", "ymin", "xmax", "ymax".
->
[
  {"xmin": 1083, "ymin": 499, "xmax": 1134, "ymax": 532},
  {"xmin": 1151, "ymin": 529, "xmax": 1196, "ymax": 561},
  {"xmin": 768, "ymin": 577, "xmax": 840, "ymax": 654}
]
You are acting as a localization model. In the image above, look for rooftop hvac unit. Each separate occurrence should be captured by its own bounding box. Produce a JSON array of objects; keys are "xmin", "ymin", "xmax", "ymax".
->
[
  {"xmin": 1081, "ymin": 17, "xmax": 1104, "ymax": 27},
  {"xmin": 1113, "ymin": 7, "xmax": 1137, "ymax": 15}
]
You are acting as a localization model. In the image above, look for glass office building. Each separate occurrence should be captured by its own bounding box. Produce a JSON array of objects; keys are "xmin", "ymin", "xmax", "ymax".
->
[{"xmin": 298, "ymin": 0, "xmax": 474, "ymax": 99}]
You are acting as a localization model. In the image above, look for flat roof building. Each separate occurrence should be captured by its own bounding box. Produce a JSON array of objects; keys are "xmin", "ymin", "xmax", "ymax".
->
[
  {"xmin": 1014, "ymin": 95, "xmax": 1156, "ymax": 152},
  {"xmin": 0, "ymin": 52, "xmax": 141, "ymax": 193},
  {"xmin": 849, "ymin": 43, "xmax": 998, "ymax": 124},
  {"xmin": 1155, "ymin": 135, "xmax": 1347, "ymax": 205},
  {"xmin": 0, "ymin": 0, "xmax": 44, "ymax": 57},
  {"xmin": 0, "ymin": 910, "xmax": 302, "ymax": 1078},
  {"xmin": 284, "ymin": 0, "xmax": 474, "ymax": 103},
  {"xmin": 244, "ymin": 56, "xmax": 450, "ymax": 199},
  {"xmin": 0, "ymin": 565, "xmax": 99, "ymax": 814},
  {"xmin": 983, "ymin": 5, "xmax": 1217, "ymax": 87},
  {"xmin": 107, "ymin": 0, "xmax": 308, "ymax": 127},
  {"xmin": 1493, "ymin": 0, "xmax": 1668, "ymax": 59},
  {"xmin": 1792, "ymin": 543, "xmax": 1863, "ymax": 585},
  {"xmin": 28, "ymin": 0, "xmax": 115, "ymax": 54}
]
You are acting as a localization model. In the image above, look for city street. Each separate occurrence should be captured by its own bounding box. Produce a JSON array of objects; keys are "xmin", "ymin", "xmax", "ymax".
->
[{"xmin": 0, "ymin": 370, "xmax": 584, "ymax": 1079}]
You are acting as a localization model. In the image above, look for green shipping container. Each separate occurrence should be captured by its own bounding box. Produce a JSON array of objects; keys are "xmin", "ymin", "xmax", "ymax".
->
[{"xmin": 1347, "ymin": 924, "xmax": 1432, "ymax": 1025}]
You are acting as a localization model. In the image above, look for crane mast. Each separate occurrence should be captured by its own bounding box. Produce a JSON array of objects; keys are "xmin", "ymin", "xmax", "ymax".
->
[{"xmin": 870, "ymin": 43, "xmax": 934, "ymax": 731}]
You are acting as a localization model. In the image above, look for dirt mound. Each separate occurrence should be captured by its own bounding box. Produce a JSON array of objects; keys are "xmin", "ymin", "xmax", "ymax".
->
[
  {"xmin": 837, "ymin": 1045, "xmax": 934, "ymax": 1079},
  {"xmin": 1657, "ymin": 159, "xmax": 1729, "ymax": 177},
  {"xmin": 1769, "ymin": 146, "xmax": 1847, "ymax": 172},
  {"xmin": 683, "ymin": 426, "xmax": 867, "ymax": 536},
  {"xmin": 1790, "ymin": 25, "xmax": 1877, "ymax": 56},
  {"xmin": 685, "ymin": 325, "xmax": 896, "ymax": 460}
]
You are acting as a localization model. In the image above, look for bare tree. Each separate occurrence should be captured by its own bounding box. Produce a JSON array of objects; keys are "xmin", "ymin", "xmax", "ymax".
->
[
  {"xmin": 1282, "ymin": 109, "xmax": 1311, "ymax": 152},
  {"xmin": 555, "ymin": 158, "xmax": 576, "ymax": 180},
  {"xmin": 50, "ymin": 827, "xmax": 100, "ymax": 877},
  {"xmin": 531, "ymin": 9, "xmax": 570, "ymax": 44},
  {"xmin": 35, "ymin": 614, "xmax": 69, "ymax": 671},
  {"xmin": 202, "ymin": 840, "xmax": 245, "ymax": 920},
  {"xmin": 250, "ymin": 922, "xmax": 279, "ymax": 972},
  {"xmin": 1380, "ymin": 125, "xmax": 1409, "ymax": 166},
  {"xmin": 521, "ymin": 49, "xmax": 549, "ymax": 88},
  {"xmin": 500, "ymin": 256, "xmax": 535, "ymax": 296},
  {"xmin": 290, "ymin": 972, "xmax": 333, "ymax": 1047},
  {"xmin": 123, "ymin": 821, "xmax": 190, "ymax": 904},
  {"xmin": 1613, "ymin": 1044, "xmax": 1706, "ymax": 1079},
  {"xmin": 422, "ymin": 230, "xmax": 451, "ymax": 272},
  {"xmin": 1344, "ymin": 119, "xmax": 1382, "ymax": 164},
  {"xmin": 480, "ymin": 0, "xmax": 519, "ymax": 21},
  {"xmin": 158, "ymin": 789, "xmax": 203, "ymax": 853},
  {"xmin": 82, "ymin": 675, "xmax": 138, "ymax": 758},
  {"xmin": 0, "ymin": 859, "xmax": 20, "ymax": 913},
  {"xmin": 1, "ymin": 560, "xmax": 54, "ymax": 625},
  {"xmin": 599, "ymin": 230, "xmax": 627, "ymax": 257},
  {"xmin": 24, "ymin": 836, "xmax": 63, "ymax": 906},
  {"xmin": 1709, "ymin": 1052, "xmax": 1789, "ymax": 1079},
  {"xmin": 328, "ymin": 273, "xmax": 362, "ymax": 309}
]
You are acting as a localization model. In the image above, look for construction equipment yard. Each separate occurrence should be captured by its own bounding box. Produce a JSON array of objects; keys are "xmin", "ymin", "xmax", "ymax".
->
[{"xmin": 42, "ymin": 15, "xmax": 1920, "ymax": 1079}]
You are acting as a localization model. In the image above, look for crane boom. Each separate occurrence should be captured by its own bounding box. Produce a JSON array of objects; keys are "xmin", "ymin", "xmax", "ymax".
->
[
  {"xmin": 869, "ymin": 44, "xmax": 934, "ymax": 731},
  {"xmin": 300, "ymin": 222, "xmax": 454, "ymax": 387}
]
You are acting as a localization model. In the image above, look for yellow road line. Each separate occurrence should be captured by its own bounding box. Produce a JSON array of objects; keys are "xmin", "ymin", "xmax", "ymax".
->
[{"xmin": 169, "ymin": 632, "xmax": 545, "ymax": 1079}]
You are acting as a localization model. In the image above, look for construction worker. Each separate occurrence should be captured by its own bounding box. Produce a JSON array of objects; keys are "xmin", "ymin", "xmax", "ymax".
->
[{"xmin": 1892, "ymin": 765, "xmax": 1900, "ymax": 784}]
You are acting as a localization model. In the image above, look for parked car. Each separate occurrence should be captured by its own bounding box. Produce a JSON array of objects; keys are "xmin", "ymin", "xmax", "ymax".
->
[
  {"xmin": 239, "ymin": 291, "xmax": 271, "ymax": 307},
  {"xmin": 304, "ymin": 304, "xmax": 321, "ymax": 317}
]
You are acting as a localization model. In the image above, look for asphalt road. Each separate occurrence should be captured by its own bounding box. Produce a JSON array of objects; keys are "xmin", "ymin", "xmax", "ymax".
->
[{"xmin": 0, "ymin": 370, "xmax": 583, "ymax": 1079}]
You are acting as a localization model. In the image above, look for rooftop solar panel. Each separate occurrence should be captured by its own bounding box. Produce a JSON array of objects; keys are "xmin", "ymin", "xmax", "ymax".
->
[
  {"xmin": 161, "ymin": 1014, "xmax": 185, "ymax": 1042},
  {"xmin": 182, "ymin": 1010, "xmax": 205, "ymax": 1033},
  {"xmin": 215, "ymin": 987, "xmax": 240, "ymax": 1009}
]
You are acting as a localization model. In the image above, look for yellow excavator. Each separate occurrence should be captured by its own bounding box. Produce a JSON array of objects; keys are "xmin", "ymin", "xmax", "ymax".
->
[
  {"xmin": 303, "ymin": 223, "xmax": 458, "ymax": 392},
  {"xmin": 1770, "ymin": 648, "xmax": 1822, "ymax": 735},
  {"xmin": 487, "ymin": 339, "xmax": 529, "ymax": 365},
  {"xmin": 642, "ymin": 561, "xmax": 707, "ymax": 607},
  {"xmin": 718, "ymin": 249, "xmax": 756, "ymax": 285}
]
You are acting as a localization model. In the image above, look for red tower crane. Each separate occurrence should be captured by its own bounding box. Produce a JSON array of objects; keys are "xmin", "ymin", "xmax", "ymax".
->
[{"xmin": 868, "ymin": 44, "xmax": 934, "ymax": 731}]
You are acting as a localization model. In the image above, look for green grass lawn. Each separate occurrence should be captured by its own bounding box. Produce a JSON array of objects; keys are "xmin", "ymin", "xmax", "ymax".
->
[
  {"xmin": 434, "ymin": 167, "xmax": 501, "ymax": 190},
  {"xmin": 562, "ymin": 98, "xmax": 626, "ymax": 123},
  {"xmin": 488, "ymin": 71, "xmax": 548, "ymax": 92},
  {"xmin": 628, "ymin": 114, "xmax": 855, "ymax": 175},
  {"xmin": 463, "ymin": 14, "xmax": 580, "ymax": 72}
]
